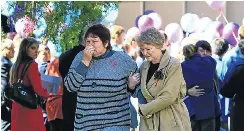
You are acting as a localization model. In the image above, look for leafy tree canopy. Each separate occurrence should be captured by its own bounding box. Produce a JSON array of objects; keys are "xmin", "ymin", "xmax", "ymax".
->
[{"xmin": 6, "ymin": 1, "xmax": 118, "ymax": 52}]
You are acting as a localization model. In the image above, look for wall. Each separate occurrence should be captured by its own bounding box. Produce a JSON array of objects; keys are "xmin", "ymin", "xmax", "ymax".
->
[{"xmin": 115, "ymin": 1, "xmax": 244, "ymax": 31}]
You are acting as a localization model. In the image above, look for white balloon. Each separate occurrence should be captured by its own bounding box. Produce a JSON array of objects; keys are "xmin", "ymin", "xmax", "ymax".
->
[
  {"xmin": 196, "ymin": 17, "xmax": 213, "ymax": 32},
  {"xmin": 104, "ymin": 10, "xmax": 119, "ymax": 23},
  {"xmin": 165, "ymin": 23, "xmax": 184, "ymax": 43},
  {"xmin": 1, "ymin": 1, "xmax": 15, "ymax": 16},
  {"xmin": 180, "ymin": 13, "xmax": 199, "ymax": 33}
]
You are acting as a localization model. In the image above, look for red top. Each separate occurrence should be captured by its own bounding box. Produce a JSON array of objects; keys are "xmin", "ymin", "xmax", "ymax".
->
[
  {"xmin": 11, "ymin": 62, "xmax": 49, "ymax": 131},
  {"xmin": 45, "ymin": 58, "xmax": 63, "ymax": 121}
]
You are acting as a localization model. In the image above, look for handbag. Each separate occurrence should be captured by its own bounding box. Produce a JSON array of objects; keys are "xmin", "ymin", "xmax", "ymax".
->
[{"xmin": 5, "ymin": 61, "xmax": 40, "ymax": 109}]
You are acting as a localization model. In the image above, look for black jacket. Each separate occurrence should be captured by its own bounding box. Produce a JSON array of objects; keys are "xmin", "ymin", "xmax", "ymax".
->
[
  {"xmin": 1, "ymin": 56, "xmax": 13, "ymax": 123},
  {"xmin": 59, "ymin": 45, "xmax": 84, "ymax": 131}
]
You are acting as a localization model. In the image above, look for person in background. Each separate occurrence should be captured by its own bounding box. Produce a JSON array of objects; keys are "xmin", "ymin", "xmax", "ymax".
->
[
  {"xmin": 136, "ymin": 27, "xmax": 191, "ymax": 131},
  {"xmin": 64, "ymin": 24, "xmax": 139, "ymax": 131},
  {"xmin": 45, "ymin": 49, "xmax": 63, "ymax": 131},
  {"xmin": 10, "ymin": 37, "xmax": 51, "ymax": 131},
  {"xmin": 111, "ymin": 25, "xmax": 140, "ymax": 130},
  {"xmin": 1, "ymin": 39, "xmax": 15, "ymax": 131},
  {"xmin": 59, "ymin": 31, "xmax": 85, "ymax": 131},
  {"xmin": 211, "ymin": 38, "xmax": 230, "ymax": 131},
  {"xmin": 220, "ymin": 40, "xmax": 244, "ymax": 131},
  {"xmin": 110, "ymin": 25, "xmax": 126, "ymax": 52},
  {"xmin": 220, "ymin": 63, "xmax": 244, "ymax": 131},
  {"xmin": 221, "ymin": 25, "xmax": 244, "ymax": 81},
  {"xmin": 195, "ymin": 40, "xmax": 221, "ymax": 131},
  {"xmin": 36, "ymin": 44, "xmax": 52, "ymax": 131},
  {"xmin": 238, "ymin": 25, "xmax": 244, "ymax": 41},
  {"xmin": 37, "ymin": 44, "xmax": 51, "ymax": 75},
  {"xmin": 182, "ymin": 43, "xmax": 219, "ymax": 131}
]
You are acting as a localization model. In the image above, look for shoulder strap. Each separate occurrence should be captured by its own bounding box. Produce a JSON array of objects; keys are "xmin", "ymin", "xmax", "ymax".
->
[{"xmin": 19, "ymin": 61, "xmax": 33, "ymax": 81}]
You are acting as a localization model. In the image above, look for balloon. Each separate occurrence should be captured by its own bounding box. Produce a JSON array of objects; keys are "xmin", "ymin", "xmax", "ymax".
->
[
  {"xmin": 165, "ymin": 23, "xmax": 184, "ymax": 43},
  {"xmin": 126, "ymin": 27, "xmax": 139, "ymax": 39},
  {"xmin": 196, "ymin": 17, "xmax": 213, "ymax": 33},
  {"xmin": 148, "ymin": 12, "xmax": 162, "ymax": 29},
  {"xmin": 206, "ymin": 0, "xmax": 225, "ymax": 10},
  {"xmin": 104, "ymin": 10, "xmax": 119, "ymax": 23},
  {"xmin": 180, "ymin": 37, "xmax": 197, "ymax": 49},
  {"xmin": 135, "ymin": 15, "xmax": 142, "ymax": 28},
  {"xmin": 138, "ymin": 15, "xmax": 154, "ymax": 31},
  {"xmin": 206, "ymin": 21, "xmax": 224, "ymax": 37},
  {"xmin": 222, "ymin": 22, "xmax": 240, "ymax": 47},
  {"xmin": 33, "ymin": 17, "xmax": 47, "ymax": 38},
  {"xmin": 180, "ymin": 13, "xmax": 199, "ymax": 33},
  {"xmin": 1, "ymin": 1, "xmax": 15, "ymax": 16},
  {"xmin": 47, "ymin": 41, "xmax": 62, "ymax": 58},
  {"xmin": 143, "ymin": 10, "xmax": 155, "ymax": 15},
  {"xmin": 169, "ymin": 42, "xmax": 181, "ymax": 58}
]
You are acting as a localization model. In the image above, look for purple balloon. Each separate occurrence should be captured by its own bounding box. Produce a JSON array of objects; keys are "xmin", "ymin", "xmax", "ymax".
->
[
  {"xmin": 210, "ymin": 21, "xmax": 224, "ymax": 36},
  {"xmin": 143, "ymin": 10, "xmax": 155, "ymax": 15},
  {"xmin": 135, "ymin": 15, "xmax": 142, "ymax": 28},
  {"xmin": 138, "ymin": 15, "xmax": 154, "ymax": 31},
  {"xmin": 222, "ymin": 22, "xmax": 239, "ymax": 47}
]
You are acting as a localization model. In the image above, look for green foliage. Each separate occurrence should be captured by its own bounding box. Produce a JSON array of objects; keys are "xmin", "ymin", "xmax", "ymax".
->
[
  {"xmin": 14, "ymin": 1, "xmax": 118, "ymax": 52},
  {"xmin": 1, "ymin": 27, "xmax": 7, "ymax": 39}
]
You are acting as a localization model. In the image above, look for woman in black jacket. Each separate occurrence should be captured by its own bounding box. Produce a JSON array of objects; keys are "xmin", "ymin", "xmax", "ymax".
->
[
  {"xmin": 1, "ymin": 39, "xmax": 15, "ymax": 131},
  {"xmin": 220, "ymin": 63, "xmax": 244, "ymax": 131}
]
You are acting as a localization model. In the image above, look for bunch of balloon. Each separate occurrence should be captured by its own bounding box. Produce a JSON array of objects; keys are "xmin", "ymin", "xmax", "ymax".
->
[{"xmin": 206, "ymin": 0, "xmax": 239, "ymax": 47}]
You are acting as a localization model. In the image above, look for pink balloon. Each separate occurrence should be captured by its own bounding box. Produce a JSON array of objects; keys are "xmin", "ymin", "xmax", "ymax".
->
[
  {"xmin": 222, "ymin": 22, "xmax": 240, "ymax": 47},
  {"xmin": 165, "ymin": 23, "xmax": 184, "ymax": 43},
  {"xmin": 148, "ymin": 12, "xmax": 162, "ymax": 29},
  {"xmin": 206, "ymin": 0, "xmax": 225, "ymax": 10},
  {"xmin": 138, "ymin": 15, "xmax": 154, "ymax": 31}
]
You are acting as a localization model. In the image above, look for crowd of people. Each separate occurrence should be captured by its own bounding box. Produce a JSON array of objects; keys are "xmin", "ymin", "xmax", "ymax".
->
[{"xmin": 1, "ymin": 21, "xmax": 244, "ymax": 131}]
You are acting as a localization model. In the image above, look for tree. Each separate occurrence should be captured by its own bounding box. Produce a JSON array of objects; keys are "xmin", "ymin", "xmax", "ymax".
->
[{"xmin": 10, "ymin": 1, "xmax": 118, "ymax": 52}]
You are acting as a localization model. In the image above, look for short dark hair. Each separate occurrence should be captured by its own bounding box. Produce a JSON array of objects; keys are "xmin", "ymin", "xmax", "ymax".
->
[
  {"xmin": 211, "ymin": 38, "xmax": 229, "ymax": 56},
  {"xmin": 84, "ymin": 24, "xmax": 112, "ymax": 50},
  {"xmin": 195, "ymin": 40, "xmax": 212, "ymax": 53},
  {"xmin": 238, "ymin": 39, "xmax": 244, "ymax": 55}
]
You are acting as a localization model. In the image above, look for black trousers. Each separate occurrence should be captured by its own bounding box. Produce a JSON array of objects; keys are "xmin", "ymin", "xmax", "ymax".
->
[
  {"xmin": 1, "ymin": 105, "xmax": 11, "ymax": 131},
  {"xmin": 50, "ymin": 119, "xmax": 63, "ymax": 131},
  {"xmin": 215, "ymin": 115, "xmax": 221, "ymax": 131},
  {"xmin": 191, "ymin": 118, "xmax": 216, "ymax": 131}
]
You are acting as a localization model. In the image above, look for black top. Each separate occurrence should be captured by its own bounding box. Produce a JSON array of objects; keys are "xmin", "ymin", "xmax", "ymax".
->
[
  {"xmin": 59, "ymin": 44, "xmax": 84, "ymax": 131},
  {"xmin": 220, "ymin": 65, "xmax": 244, "ymax": 102},
  {"xmin": 146, "ymin": 62, "xmax": 160, "ymax": 84}
]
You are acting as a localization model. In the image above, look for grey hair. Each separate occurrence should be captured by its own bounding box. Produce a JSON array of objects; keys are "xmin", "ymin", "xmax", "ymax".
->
[{"xmin": 136, "ymin": 27, "xmax": 165, "ymax": 47}]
